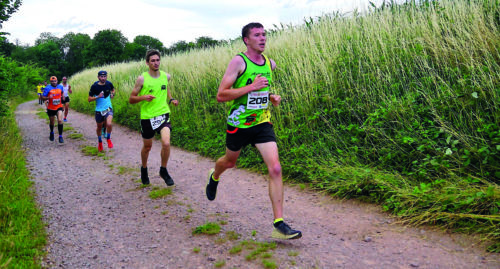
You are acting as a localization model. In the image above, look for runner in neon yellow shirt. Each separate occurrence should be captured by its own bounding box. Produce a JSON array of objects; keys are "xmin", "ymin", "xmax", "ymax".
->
[
  {"xmin": 205, "ymin": 22, "xmax": 302, "ymax": 240},
  {"xmin": 129, "ymin": 49, "xmax": 179, "ymax": 186},
  {"xmin": 36, "ymin": 82, "xmax": 44, "ymax": 105}
]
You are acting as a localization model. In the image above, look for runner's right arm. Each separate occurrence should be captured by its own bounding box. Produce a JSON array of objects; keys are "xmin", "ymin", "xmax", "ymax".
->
[
  {"xmin": 216, "ymin": 55, "xmax": 269, "ymax": 103},
  {"xmin": 41, "ymin": 87, "xmax": 50, "ymax": 101},
  {"xmin": 88, "ymin": 93, "xmax": 104, "ymax": 102},
  {"xmin": 129, "ymin": 75, "xmax": 155, "ymax": 104},
  {"xmin": 88, "ymin": 84, "xmax": 104, "ymax": 102}
]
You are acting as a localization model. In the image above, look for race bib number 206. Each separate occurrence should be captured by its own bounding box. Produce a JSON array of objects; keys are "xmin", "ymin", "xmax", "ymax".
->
[
  {"xmin": 150, "ymin": 114, "xmax": 166, "ymax": 130},
  {"xmin": 247, "ymin": 91, "xmax": 269, "ymax": 110}
]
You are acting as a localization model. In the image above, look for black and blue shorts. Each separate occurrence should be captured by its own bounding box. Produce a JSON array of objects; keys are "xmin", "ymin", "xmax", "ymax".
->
[{"xmin": 95, "ymin": 107, "xmax": 113, "ymax": 123}]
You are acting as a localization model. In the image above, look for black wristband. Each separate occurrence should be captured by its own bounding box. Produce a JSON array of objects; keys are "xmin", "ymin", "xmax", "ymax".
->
[{"xmin": 169, "ymin": 98, "xmax": 176, "ymax": 104}]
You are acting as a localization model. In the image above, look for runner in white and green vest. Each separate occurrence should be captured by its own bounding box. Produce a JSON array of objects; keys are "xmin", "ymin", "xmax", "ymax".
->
[{"xmin": 205, "ymin": 22, "xmax": 302, "ymax": 240}]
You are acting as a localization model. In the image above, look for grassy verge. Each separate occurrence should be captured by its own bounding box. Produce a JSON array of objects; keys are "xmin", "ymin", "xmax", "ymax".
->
[
  {"xmin": 0, "ymin": 97, "xmax": 46, "ymax": 268},
  {"xmin": 192, "ymin": 222, "xmax": 283, "ymax": 268}
]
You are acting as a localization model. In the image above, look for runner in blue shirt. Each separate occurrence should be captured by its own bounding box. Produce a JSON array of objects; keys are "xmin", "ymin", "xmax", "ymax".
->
[{"xmin": 88, "ymin": 70, "xmax": 116, "ymax": 151}]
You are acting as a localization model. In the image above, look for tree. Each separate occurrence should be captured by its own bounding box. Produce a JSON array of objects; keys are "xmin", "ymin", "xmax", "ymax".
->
[
  {"xmin": 32, "ymin": 32, "xmax": 64, "ymax": 77},
  {"xmin": 195, "ymin": 36, "xmax": 219, "ymax": 49},
  {"xmin": 168, "ymin": 40, "xmax": 192, "ymax": 54},
  {"xmin": 88, "ymin": 29, "xmax": 128, "ymax": 66},
  {"xmin": 167, "ymin": 36, "xmax": 219, "ymax": 55},
  {"xmin": 123, "ymin": 42, "xmax": 146, "ymax": 61},
  {"xmin": 9, "ymin": 44, "xmax": 31, "ymax": 63},
  {"xmin": 0, "ymin": 0, "xmax": 21, "ymax": 32},
  {"xmin": 0, "ymin": 37, "xmax": 14, "ymax": 55},
  {"xmin": 60, "ymin": 32, "xmax": 91, "ymax": 75},
  {"xmin": 35, "ymin": 32, "xmax": 59, "ymax": 46},
  {"xmin": 33, "ymin": 40, "xmax": 63, "ymax": 78},
  {"xmin": 123, "ymin": 35, "xmax": 166, "ymax": 61},
  {"xmin": 133, "ymin": 35, "xmax": 164, "ymax": 51}
]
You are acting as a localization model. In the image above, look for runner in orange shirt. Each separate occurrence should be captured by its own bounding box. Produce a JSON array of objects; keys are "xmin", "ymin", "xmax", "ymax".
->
[{"xmin": 42, "ymin": 76, "xmax": 65, "ymax": 143}]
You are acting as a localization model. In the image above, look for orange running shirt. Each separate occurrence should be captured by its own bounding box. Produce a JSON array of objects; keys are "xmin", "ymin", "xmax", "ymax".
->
[{"xmin": 43, "ymin": 85, "xmax": 64, "ymax": 110}]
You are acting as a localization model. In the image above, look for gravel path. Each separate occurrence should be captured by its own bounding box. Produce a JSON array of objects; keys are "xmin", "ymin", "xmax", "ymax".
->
[{"xmin": 16, "ymin": 100, "xmax": 499, "ymax": 268}]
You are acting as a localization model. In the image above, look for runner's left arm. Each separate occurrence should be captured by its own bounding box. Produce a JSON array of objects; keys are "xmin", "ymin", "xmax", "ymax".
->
[
  {"xmin": 166, "ymin": 73, "xmax": 178, "ymax": 106},
  {"xmin": 268, "ymin": 59, "xmax": 281, "ymax": 107}
]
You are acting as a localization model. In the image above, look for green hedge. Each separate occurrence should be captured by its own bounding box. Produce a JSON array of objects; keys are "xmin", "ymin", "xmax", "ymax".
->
[{"xmin": 0, "ymin": 56, "xmax": 47, "ymax": 267}]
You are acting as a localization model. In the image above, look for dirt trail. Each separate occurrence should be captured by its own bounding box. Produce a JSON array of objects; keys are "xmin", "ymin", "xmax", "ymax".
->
[{"xmin": 16, "ymin": 100, "xmax": 499, "ymax": 268}]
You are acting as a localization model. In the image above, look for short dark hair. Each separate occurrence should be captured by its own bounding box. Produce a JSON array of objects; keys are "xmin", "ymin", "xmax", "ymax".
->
[
  {"xmin": 241, "ymin": 22, "xmax": 264, "ymax": 45},
  {"xmin": 146, "ymin": 49, "xmax": 161, "ymax": 62}
]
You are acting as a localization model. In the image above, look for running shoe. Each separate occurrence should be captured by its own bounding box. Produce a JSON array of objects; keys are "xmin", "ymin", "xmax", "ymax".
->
[
  {"xmin": 205, "ymin": 168, "xmax": 218, "ymax": 201},
  {"xmin": 107, "ymin": 139, "xmax": 113, "ymax": 148},
  {"xmin": 141, "ymin": 166, "xmax": 150, "ymax": 185},
  {"xmin": 49, "ymin": 132, "xmax": 54, "ymax": 141},
  {"xmin": 63, "ymin": 118, "xmax": 67, "ymax": 122},
  {"xmin": 271, "ymin": 221, "xmax": 302, "ymax": 240},
  {"xmin": 98, "ymin": 142, "xmax": 103, "ymax": 152},
  {"xmin": 159, "ymin": 167, "xmax": 174, "ymax": 186},
  {"xmin": 58, "ymin": 136, "xmax": 64, "ymax": 143}
]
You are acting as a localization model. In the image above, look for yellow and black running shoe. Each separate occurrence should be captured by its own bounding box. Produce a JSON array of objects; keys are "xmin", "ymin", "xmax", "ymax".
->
[
  {"xmin": 271, "ymin": 221, "xmax": 302, "ymax": 240},
  {"xmin": 206, "ymin": 168, "xmax": 218, "ymax": 201}
]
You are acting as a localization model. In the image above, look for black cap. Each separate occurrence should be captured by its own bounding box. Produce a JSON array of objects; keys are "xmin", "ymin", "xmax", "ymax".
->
[{"xmin": 98, "ymin": 70, "xmax": 107, "ymax": 76}]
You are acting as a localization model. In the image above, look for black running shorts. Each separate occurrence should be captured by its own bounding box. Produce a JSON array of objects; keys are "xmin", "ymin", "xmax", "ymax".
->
[
  {"xmin": 46, "ymin": 107, "xmax": 63, "ymax": 117},
  {"xmin": 62, "ymin": 96, "xmax": 70, "ymax": 104},
  {"xmin": 140, "ymin": 113, "xmax": 171, "ymax": 139},
  {"xmin": 226, "ymin": 122, "xmax": 276, "ymax": 152}
]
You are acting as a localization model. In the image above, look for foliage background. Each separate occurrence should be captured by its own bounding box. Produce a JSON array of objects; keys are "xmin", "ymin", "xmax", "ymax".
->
[{"xmin": 1, "ymin": 28, "xmax": 223, "ymax": 79}]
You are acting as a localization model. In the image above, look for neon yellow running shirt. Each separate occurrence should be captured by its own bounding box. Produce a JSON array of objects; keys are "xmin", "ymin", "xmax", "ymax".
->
[
  {"xmin": 227, "ymin": 53, "xmax": 272, "ymax": 128},
  {"xmin": 139, "ymin": 71, "xmax": 171, "ymax": 120}
]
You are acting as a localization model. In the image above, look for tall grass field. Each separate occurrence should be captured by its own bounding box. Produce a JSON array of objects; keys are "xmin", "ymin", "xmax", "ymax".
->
[{"xmin": 69, "ymin": 0, "xmax": 499, "ymax": 251}]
